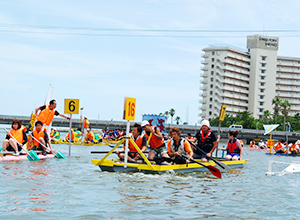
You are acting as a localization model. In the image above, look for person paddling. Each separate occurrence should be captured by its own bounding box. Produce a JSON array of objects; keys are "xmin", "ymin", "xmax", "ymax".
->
[
  {"xmin": 191, "ymin": 120, "xmax": 218, "ymax": 162},
  {"xmin": 116, "ymin": 123, "xmax": 147, "ymax": 162},
  {"xmin": 167, "ymin": 127, "xmax": 193, "ymax": 164},
  {"xmin": 30, "ymin": 121, "xmax": 53, "ymax": 155},
  {"xmin": 218, "ymin": 131, "xmax": 243, "ymax": 161},
  {"xmin": 1, "ymin": 119, "xmax": 28, "ymax": 156},
  {"xmin": 141, "ymin": 120, "xmax": 168, "ymax": 160},
  {"xmin": 35, "ymin": 99, "xmax": 70, "ymax": 137}
]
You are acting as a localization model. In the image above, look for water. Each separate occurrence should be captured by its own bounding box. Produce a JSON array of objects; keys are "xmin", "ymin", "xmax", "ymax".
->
[{"xmin": 1, "ymin": 129, "xmax": 300, "ymax": 219}]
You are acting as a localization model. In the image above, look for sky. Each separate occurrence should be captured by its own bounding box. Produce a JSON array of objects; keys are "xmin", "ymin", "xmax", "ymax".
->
[{"xmin": 1, "ymin": 0, "xmax": 300, "ymax": 125}]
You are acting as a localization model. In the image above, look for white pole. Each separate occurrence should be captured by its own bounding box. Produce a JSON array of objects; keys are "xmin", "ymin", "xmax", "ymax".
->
[
  {"xmin": 68, "ymin": 113, "xmax": 72, "ymax": 156},
  {"xmin": 124, "ymin": 121, "xmax": 130, "ymax": 168}
]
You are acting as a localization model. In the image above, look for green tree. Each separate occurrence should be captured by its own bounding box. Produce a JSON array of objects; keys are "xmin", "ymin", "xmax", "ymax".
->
[
  {"xmin": 175, "ymin": 116, "xmax": 181, "ymax": 125},
  {"xmin": 169, "ymin": 109, "xmax": 175, "ymax": 124},
  {"xmin": 263, "ymin": 110, "xmax": 271, "ymax": 124},
  {"xmin": 164, "ymin": 111, "xmax": 169, "ymax": 123},
  {"xmin": 281, "ymin": 99, "xmax": 291, "ymax": 131},
  {"xmin": 272, "ymin": 96, "xmax": 282, "ymax": 124}
]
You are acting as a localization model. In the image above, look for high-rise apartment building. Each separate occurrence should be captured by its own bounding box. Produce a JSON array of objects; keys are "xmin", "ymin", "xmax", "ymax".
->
[{"xmin": 200, "ymin": 34, "xmax": 300, "ymax": 121}]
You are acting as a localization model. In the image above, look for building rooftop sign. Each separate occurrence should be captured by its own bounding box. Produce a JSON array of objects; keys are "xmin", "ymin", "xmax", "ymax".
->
[{"xmin": 247, "ymin": 34, "xmax": 279, "ymax": 51}]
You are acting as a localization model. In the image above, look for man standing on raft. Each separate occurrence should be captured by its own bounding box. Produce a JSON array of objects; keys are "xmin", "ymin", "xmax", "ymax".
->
[{"xmin": 35, "ymin": 99, "xmax": 70, "ymax": 137}]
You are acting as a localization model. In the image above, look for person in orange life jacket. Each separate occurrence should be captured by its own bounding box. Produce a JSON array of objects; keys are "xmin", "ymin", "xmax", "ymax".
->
[
  {"xmin": 85, "ymin": 128, "xmax": 95, "ymax": 144},
  {"xmin": 167, "ymin": 127, "xmax": 193, "ymax": 164},
  {"xmin": 1, "ymin": 119, "xmax": 28, "ymax": 156},
  {"xmin": 191, "ymin": 119, "xmax": 218, "ymax": 162},
  {"xmin": 274, "ymin": 139, "xmax": 287, "ymax": 154},
  {"xmin": 116, "ymin": 123, "xmax": 147, "ymax": 162},
  {"xmin": 218, "ymin": 131, "xmax": 243, "ymax": 161},
  {"xmin": 30, "ymin": 121, "xmax": 53, "ymax": 155},
  {"xmin": 185, "ymin": 133, "xmax": 194, "ymax": 142},
  {"xmin": 83, "ymin": 116, "xmax": 89, "ymax": 139},
  {"xmin": 63, "ymin": 129, "xmax": 75, "ymax": 142},
  {"xmin": 35, "ymin": 99, "xmax": 70, "ymax": 137},
  {"xmin": 141, "ymin": 120, "xmax": 169, "ymax": 160}
]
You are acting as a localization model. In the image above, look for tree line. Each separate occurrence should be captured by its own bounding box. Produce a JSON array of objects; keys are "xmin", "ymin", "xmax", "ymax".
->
[
  {"xmin": 159, "ymin": 109, "xmax": 186, "ymax": 125},
  {"xmin": 209, "ymin": 96, "xmax": 300, "ymax": 132}
]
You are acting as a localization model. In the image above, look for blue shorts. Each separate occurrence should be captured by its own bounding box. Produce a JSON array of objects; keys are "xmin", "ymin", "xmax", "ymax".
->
[{"xmin": 227, "ymin": 153, "xmax": 240, "ymax": 157}]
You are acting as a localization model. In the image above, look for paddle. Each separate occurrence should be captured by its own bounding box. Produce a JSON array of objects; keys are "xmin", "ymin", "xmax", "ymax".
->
[
  {"xmin": 181, "ymin": 155, "xmax": 222, "ymax": 178},
  {"xmin": 29, "ymin": 134, "xmax": 66, "ymax": 159},
  {"xmin": 91, "ymin": 151, "xmax": 149, "ymax": 154},
  {"xmin": 3, "ymin": 128, "xmax": 39, "ymax": 161},
  {"xmin": 187, "ymin": 139, "xmax": 231, "ymax": 173}
]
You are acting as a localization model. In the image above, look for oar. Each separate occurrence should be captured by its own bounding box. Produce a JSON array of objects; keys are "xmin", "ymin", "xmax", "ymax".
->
[
  {"xmin": 181, "ymin": 155, "xmax": 222, "ymax": 178},
  {"xmin": 3, "ymin": 128, "xmax": 39, "ymax": 161},
  {"xmin": 29, "ymin": 134, "xmax": 66, "ymax": 159},
  {"xmin": 187, "ymin": 139, "xmax": 231, "ymax": 173},
  {"xmin": 91, "ymin": 151, "xmax": 149, "ymax": 154}
]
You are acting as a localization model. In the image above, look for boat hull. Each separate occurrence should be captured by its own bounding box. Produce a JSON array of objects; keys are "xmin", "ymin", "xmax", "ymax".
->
[
  {"xmin": 0, "ymin": 153, "xmax": 55, "ymax": 162},
  {"xmin": 92, "ymin": 158, "xmax": 247, "ymax": 174}
]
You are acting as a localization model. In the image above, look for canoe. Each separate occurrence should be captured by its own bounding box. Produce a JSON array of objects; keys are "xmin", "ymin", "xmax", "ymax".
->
[
  {"xmin": 52, "ymin": 140, "xmax": 108, "ymax": 146},
  {"xmin": 91, "ymin": 158, "xmax": 247, "ymax": 174},
  {"xmin": 0, "ymin": 151, "xmax": 55, "ymax": 162},
  {"xmin": 265, "ymin": 153, "xmax": 300, "ymax": 157}
]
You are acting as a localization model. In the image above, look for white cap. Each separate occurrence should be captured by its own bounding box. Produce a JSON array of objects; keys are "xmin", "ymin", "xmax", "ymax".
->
[
  {"xmin": 201, "ymin": 120, "xmax": 210, "ymax": 128},
  {"xmin": 84, "ymin": 116, "xmax": 87, "ymax": 118},
  {"xmin": 141, "ymin": 120, "xmax": 150, "ymax": 127}
]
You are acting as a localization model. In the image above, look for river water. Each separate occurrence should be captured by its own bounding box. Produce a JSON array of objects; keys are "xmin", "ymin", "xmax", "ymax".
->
[{"xmin": 1, "ymin": 129, "xmax": 300, "ymax": 219}]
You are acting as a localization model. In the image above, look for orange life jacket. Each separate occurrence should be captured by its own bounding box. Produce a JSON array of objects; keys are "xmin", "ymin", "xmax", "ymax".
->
[
  {"xmin": 32, "ymin": 127, "xmax": 47, "ymax": 146},
  {"xmin": 66, "ymin": 131, "xmax": 75, "ymax": 140},
  {"xmin": 289, "ymin": 144, "xmax": 295, "ymax": 152},
  {"xmin": 129, "ymin": 134, "xmax": 144, "ymax": 152},
  {"xmin": 10, "ymin": 128, "xmax": 24, "ymax": 144},
  {"xmin": 84, "ymin": 119, "xmax": 89, "ymax": 129},
  {"xmin": 144, "ymin": 126, "xmax": 164, "ymax": 149},
  {"xmin": 275, "ymin": 143, "xmax": 282, "ymax": 151},
  {"xmin": 86, "ymin": 132, "xmax": 94, "ymax": 141},
  {"xmin": 37, "ymin": 105, "xmax": 56, "ymax": 126}
]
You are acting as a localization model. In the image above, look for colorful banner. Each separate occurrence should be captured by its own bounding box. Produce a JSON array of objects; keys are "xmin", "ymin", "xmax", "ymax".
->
[
  {"xmin": 142, "ymin": 114, "xmax": 166, "ymax": 134},
  {"xmin": 263, "ymin": 124, "xmax": 280, "ymax": 135}
]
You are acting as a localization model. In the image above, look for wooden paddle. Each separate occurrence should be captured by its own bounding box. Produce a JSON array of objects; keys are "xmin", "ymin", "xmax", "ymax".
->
[
  {"xmin": 181, "ymin": 155, "xmax": 222, "ymax": 178},
  {"xmin": 3, "ymin": 128, "xmax": 38, "ymax": 161},
  {"xmin": 187, "ymin": 139, "xmax": 231, "ymax": 173}
]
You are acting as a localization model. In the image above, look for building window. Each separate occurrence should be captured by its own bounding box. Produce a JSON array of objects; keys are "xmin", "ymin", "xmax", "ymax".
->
[
  {"xmin": 261, "ymin": 76, "xmax": 265, "ymax": 80},
  {"xmin": 210, "ymin": 98, "xmax": 213, "ymax": 101},
  {"xmin": 259, "ymin": 115, "xmax": 263, "ymax": 119},
  {"xmin": 261, "ymin": 70, "xmax": 265, "ymax": 73},
  {"xmin": 212, "ymin": 58, "xmax": 215, "ymax": 62},
  {"xmin": 211, "ymin": 71, "xmax": 214, "ymax": 75},
  {"xmin": 212, "ymin": 51, "xmax": 215, "ymax": 55},
  {"xmin": 210, "ymin": 84, "xmax": 213, "ymax": 88},
  {"xmin": 209, "ymin": 105, "xmax": 212, "ymax": 108},
  {"xmin": 211, "ymin": 78, "xmax": 214, "ymax": 82},
  {"xmin": 262, "ymin": 56, "xmax": 266, "ymax": 61},
  {"xmin": 210, "ymin": 91, "xmax": 213, "ymax": 95},
  {"xmin": 209, "ymin": 111, "xmax": 212, "ymax": 115},
  {"xmin": 211, "ymin": 65, "xmax": 214, "ymax": 68},
  {"xmin": 260, "ymin": 102, "xmax": 264, "ymax": 106},
  {"xmin": 260, "ymin": 89, "xmax": 264, "ymax": 93},
  {"xmin": 259, "ymin": 109, "xmax": 263, "ymax": 112},
  {"xmin": 261, "ymin": 83, "xmax": 265, "ymax": 86},
  {"xmin": 260, "ymin": 95, "xmax": 264, "ymax": 99},
  {"xmin": 262, "ymin": 63, "xmax": 266, "ymax": 67}
]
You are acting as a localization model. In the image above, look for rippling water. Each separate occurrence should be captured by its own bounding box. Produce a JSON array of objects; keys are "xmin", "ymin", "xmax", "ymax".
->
[{"xmin": 1, "ymin": 130, "xmax": 300, "ymax": 219}]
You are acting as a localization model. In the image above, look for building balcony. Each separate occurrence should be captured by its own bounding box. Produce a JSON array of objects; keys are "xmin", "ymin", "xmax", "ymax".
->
[
  {"xmin": 201, "ymin": 67, "xmax": 208, "ymax": 71},
  {"xmin": 201, "ymin": 54, "xmax": 209, "ymax": 58}
]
